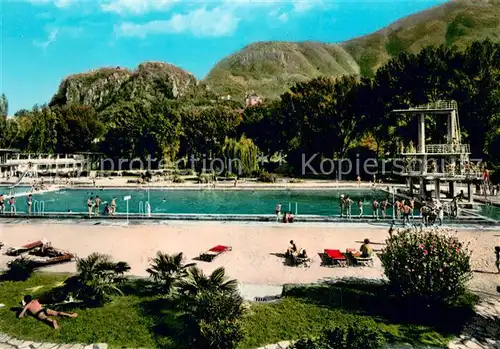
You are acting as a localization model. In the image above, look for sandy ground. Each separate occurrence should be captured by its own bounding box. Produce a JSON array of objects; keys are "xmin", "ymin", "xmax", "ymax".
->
[{"xmin": 0, "ymin": 222, "xmax": 499, "ymax": 295}]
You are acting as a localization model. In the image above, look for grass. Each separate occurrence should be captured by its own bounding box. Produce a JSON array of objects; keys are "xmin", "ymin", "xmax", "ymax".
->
[{"xmin": 0, "ymin": 273, "xmax": 477, "ymax": 349}]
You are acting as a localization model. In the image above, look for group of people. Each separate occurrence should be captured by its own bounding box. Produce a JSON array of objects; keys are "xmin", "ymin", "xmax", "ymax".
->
[
  {"xmin": 0, "ymin": 194, "xmax": 16, "ymax": 215},
  {"xmin": 339, "ymin": 194, "xmax": 416, "ymax": 223},
  {"xmin": 339, "ymin": 194, "xmax": 449, "ymax": 226},
  {"xmin": 275, "ymin": 203, "xmax": 294, "ymax": 223},
  {"xmin": 86, "ymin": 195, "xmax": 117, "ymax": 217},
  {"xmin": 285, "ymin": 240, "xmax": 308, "ymax": 262}
]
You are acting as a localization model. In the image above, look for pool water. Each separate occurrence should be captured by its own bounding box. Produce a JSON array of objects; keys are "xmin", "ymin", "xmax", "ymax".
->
[
  {"xmin": 0, "ymin": 186, "xmax": 32, "ymax": 196},
  {"xmin": 12, "ymin": 188, "xmax": 396, "ymax": 216},
  {"xmin": 478, "ymin": 205, "xmax": 500, "ymax": 221}
]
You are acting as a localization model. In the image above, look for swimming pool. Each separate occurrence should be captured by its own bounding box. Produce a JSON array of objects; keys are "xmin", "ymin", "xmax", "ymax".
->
[
  {"xmin": 478, "ymin": 205, "xmax": 500, "ymax": 221},
  {"xmin": 0, "ymin": 186, "xmax": 32, "ymax": 196},
  {"xmin": 11, "ymin": 188, "xmax": 394, "ymax": 216}
]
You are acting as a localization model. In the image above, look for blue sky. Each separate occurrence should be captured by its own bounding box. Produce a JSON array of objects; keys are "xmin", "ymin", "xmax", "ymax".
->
[{"xmin": 1, "ymin": 0, "xmax": 448, "ymax": 114}]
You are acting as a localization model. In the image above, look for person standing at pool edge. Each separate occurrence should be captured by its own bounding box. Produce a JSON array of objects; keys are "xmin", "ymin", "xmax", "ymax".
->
[
  {"xmin": 111, "ymin": 197, "xmax": 117, "ymax": 215},
  {"xmin": 340, "ymin": 194, "xmax": 345, "ymax": 218},
  {"xmin": 275, "ymin": 203, "xmax": 282, "ymax": 222},
  {"xmin": 358, "ymin": 198, "xmax": 363, "ymax": 218},
  {"xmin": 9, "ymin": 197, "xmax": 16, "ymax": 215},
  {"xmin": 94, "ymin": 196, "xmax": 101, "ymax": 216},
  {"xmin": 87, "ymin": 197, "xmax": 93, "ymax": 218},
  {"xmin": 27, "ymin": 194, "xmax": 33, "ymax": 215},
  {"xmin": 0, "ymin": 194, "xmax": 4, "ymax": 215},
  {"xmin": 372, "ymin": 199, "xmax": 379, "ymax": 219},
  {"xmin": 345, "ymin": 196, "xmax": 353, "ymax": 218}
]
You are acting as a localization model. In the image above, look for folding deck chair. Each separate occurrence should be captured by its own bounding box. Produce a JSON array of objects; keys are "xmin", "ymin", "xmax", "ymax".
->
[
  {"xmin": 323, "ymin": 249, "xmax": 348, "ymax": 267},
  {"xmin": 345, "ymin": 248, "xmax": 374, "ymax": 267},
  {"xmin": 29, "ymin": 253, "xmax": 75, "ymax": 268},
  {"xmin": 5, "ymin": 240, "xmax": 46, "ymax": 256},
  {"xmin": 199, "ymin": 245, "xmax": 232, "ymax": 262}
]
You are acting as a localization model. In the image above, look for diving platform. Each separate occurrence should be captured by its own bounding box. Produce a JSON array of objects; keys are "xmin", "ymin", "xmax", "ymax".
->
[{"xmin": 391, "ymin": 100, "xmax": 485, "ymax": 206}]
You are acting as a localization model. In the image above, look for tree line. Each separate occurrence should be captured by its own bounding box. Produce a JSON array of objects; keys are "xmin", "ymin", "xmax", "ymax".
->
[{"xmin": 1, "ymin": 40, "xmax": 499, "ymax": 177}]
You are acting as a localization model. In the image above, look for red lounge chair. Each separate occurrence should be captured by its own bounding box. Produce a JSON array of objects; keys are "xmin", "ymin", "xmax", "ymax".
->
[
  {"xmin": 200, "ymin": 245, "xmax": 232, "ymax": 262},
  {"xmin": 324, "ymin": 249, "xmax": 348, "ymax": 267},
  {"xmin": 6, "ymin": 240, "xmax": 45, "ymax": 256}
]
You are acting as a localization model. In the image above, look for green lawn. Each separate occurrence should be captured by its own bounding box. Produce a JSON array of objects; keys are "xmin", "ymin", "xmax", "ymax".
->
[{"xmin": 0, "ymin": 273, "xmax": 475, "ymax": 349}]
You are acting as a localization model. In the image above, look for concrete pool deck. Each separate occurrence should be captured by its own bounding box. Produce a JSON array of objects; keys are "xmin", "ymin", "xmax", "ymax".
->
[{"xmin": 1, "ymin": 221, "xmax": 499, "ymax": 296}]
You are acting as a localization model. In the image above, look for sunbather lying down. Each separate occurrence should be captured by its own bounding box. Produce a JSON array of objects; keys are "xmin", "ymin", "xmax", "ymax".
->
[{"xmin": 18, "ymin": 295, "xmax": 78, "ymax": 329}]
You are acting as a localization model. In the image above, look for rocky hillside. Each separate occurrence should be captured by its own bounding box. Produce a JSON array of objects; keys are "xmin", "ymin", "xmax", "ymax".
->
[
  {"xmin": 204, "ymin": 0, "xmax": 500, "ymax": 100},
  {"xmin": 204, "ymin": 41, "xmax": 360, "ymax": 101},
  {"xmin": 49, "ymin": 62, "xmax": 203, "ymax": 111},
  {"xmin": 343, "ymin": 0, "xmax": 500, "ymax": 76}
]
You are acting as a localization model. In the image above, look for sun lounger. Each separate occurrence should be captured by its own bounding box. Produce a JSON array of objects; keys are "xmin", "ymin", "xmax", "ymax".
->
[
  {"xmin": 29, "ymin": 253, "xmax": 74, "ymax": 267},
  {"xmin": 199, "ymin": 245, "xmax": 232, "ymax": 262},
  {"xmin": 285, "ymin": 252, "xmax": 310, "ymax": 268},
  {"xmin": 345, "ymin": 249, "xmax": 374, "ymax": 267},
  {"xmin": 294, "ymin": 256, "xmax": 310, "ymax": 268},
  {"xmin": 324, "ymin": 249, "xmax": 348, "ymax": 267},
  {"xmin": 5, "ymin": 240, "xmax": 46, "ymax": 256}
]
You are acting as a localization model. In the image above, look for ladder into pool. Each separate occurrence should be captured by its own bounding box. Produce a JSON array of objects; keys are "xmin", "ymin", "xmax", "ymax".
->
[{"xmin": 32, "ymin": 200, "xmax": 46, "ymax": 214}]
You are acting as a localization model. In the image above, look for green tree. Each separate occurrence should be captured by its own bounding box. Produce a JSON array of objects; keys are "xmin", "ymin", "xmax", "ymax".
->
[
  {"xmin": 101, "ymin": 100, "xmax": 182, "ymax": 163},
  {"xmin": 183, "ymin": 290, "xmax": 245, "ymax": 349},
  {"xmin": 146, "ymin": 252, "xmax": 195, "ymax": 294},
  {"xmin": 278, "ymin": 76, "xmax": 365, "ymax": 172},
  {"xmin": 220, "ymin": 135, "xmax": 260, "ymax": 176},
  {"xmin": 178, "ymin": 266, "xmax": 238, "ymax": 300},
  {"xmin": 0, "ymin": 93, "xmax": 8, "ymax": 119},
  {"xmin": 25, "ymin": 105, "xmax": 58, "ymax": 153},
  {"xmin": 64, "ymin": 252, "xmax": 131, "ymax": 305},
  {"xmin": 180, "ymin": 106, "xmax": 242, "ymax": 158},
  {"xmin": 54, "ymin": 104, "xmax": 104, "ymax": 153}
]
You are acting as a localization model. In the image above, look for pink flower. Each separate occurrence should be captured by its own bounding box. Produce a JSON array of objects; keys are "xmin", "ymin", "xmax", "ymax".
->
[
  {"xmin": 423, "ymin": 250, "xmax": 428, "ymax": 256},
  {"xmin": 419, "ymin": 244, "xmax": 425, "ymax": 249}
]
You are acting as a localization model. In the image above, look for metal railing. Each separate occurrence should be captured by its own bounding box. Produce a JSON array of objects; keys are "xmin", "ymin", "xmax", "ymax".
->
[
  {"xmin": 425, "ymin": 144, "xmax": 470, "ymax": 154},
  {"xmin": 33, "ymin": 200, "xmax": 45, "ymax": 214},
  {"xmin": 409, "ymin": 100, "xmax": 458, "ymax": 111}
]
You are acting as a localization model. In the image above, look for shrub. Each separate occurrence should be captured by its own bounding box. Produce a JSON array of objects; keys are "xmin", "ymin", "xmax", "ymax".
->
[
  {"xmin": 173, "ymin": 175, "xmax": 185, "ymax": 183},
  {"xmin": 183, "ymin": 290, "xmax": 245, "ymax": 349},
  {"xmin": 64, "ymin": 252, "xmax": 131, "ymax": 305},
  {"xmin": 258, "ymin": 171, "xmax": 277, "ymax": 183},
  {"xmin": 289, "ymin": 325, "xmax": 384, "ymax": 349},
  {"xmin": 5, "ymin": 257, "xmax": 35, "ymax": 281},
  {"xmin": 197, "ymin": 174, "xmax": 212, "ymax": 184},
  {"xmin": 146, "ymin": 252, "xmax": 195, "ymax": 295},
  {"xmin": 379, "ymin": 227, "xmax": 472, "ymax": 304},
  {"xmin": 178, "ymin": 266, "xmax": 238, "ymax": 300}
]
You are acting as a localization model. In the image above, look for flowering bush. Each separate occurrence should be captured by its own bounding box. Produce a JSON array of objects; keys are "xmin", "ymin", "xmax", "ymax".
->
[{"xmin": 379, "ymin": 227, "xmax": 472, "ymax": 304}]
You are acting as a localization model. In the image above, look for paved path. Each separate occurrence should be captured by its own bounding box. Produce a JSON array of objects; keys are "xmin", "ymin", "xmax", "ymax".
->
[{"xmin": 0, "ymin": 335, "xmax": 107, "ymax": 349}]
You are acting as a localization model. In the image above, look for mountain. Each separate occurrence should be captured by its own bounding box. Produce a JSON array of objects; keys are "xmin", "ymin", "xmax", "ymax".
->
[
  {"xmin": 50, "ymin": 62, "xmax": 203, "ymax": 111},
  {"xmin": 204, "ymin": 0, "xmax": 500, "ymax": 100},
  {"xmin": 343, "ymin": 0, "xmax": 500, "ymax": 76},
  {"xmin": 204, "ymin": 41, "xmax": 360, "ymax": 101}
]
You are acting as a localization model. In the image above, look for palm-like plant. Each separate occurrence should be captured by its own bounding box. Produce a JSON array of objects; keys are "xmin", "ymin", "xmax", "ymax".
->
[
  {"xmin": 146, "ymin": 251, "xmax": 195, "ymax": 294},
  {"xmin": 65, "ymin": 252, "xmax": 131, "ymax": 305},
  {"xmin": 178, "ymin": 266, "xmax": 238, "ymax": 299}
]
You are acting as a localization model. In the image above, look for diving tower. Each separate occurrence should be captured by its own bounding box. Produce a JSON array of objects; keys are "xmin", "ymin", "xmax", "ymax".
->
[{"xmin": 391, "ymin": 100, "xmax": 483, "ymax": 203}]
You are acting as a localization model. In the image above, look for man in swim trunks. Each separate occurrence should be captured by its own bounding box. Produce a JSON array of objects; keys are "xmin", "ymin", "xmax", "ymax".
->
[
  {"xmin": 0, "ymin": 193, "xmax": 4, "ymax": 214},
  {"xmin": 94, "ymin": 195, "xmax": 101, "ymax": 216},
  {"xmin": 18, "ymin": 295, "xmax": 78, "ymax": 329},
  {"xmin": 27, "ymin": 194, "xmax": 33, "ymax": 214}
]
